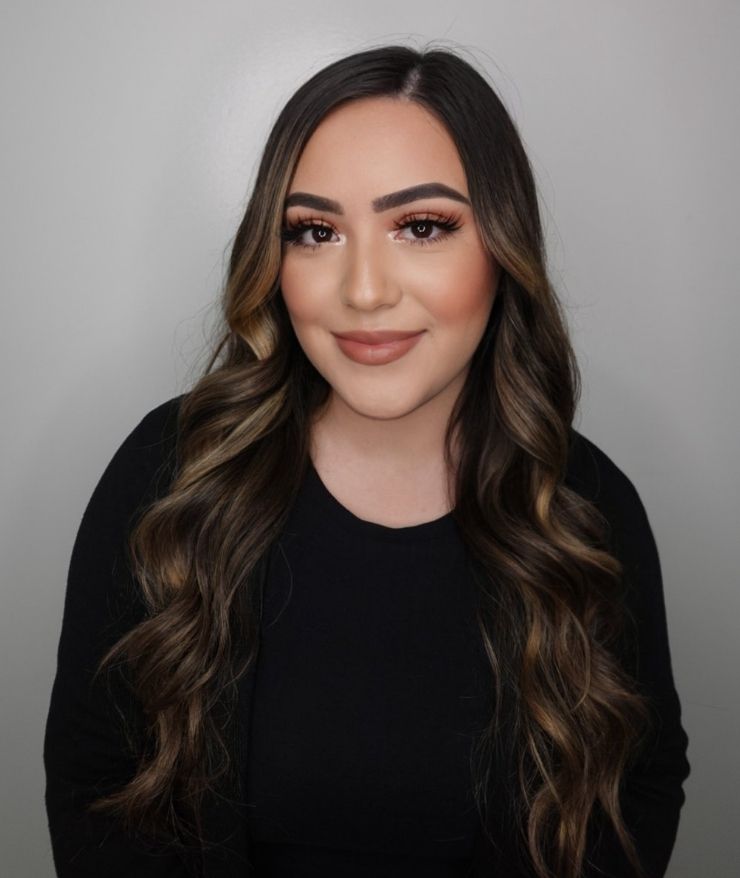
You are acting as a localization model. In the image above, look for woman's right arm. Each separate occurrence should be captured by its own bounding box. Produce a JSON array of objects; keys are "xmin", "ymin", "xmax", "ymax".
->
[{"xmin": 43, "ymin": 398, "xmax": 192, "ymax": 877}]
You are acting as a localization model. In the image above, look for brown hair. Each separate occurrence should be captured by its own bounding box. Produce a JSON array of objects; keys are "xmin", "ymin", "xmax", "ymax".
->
[{"xmin": 91, "ymin": 42, "xmax": 652, "ymax": 878}]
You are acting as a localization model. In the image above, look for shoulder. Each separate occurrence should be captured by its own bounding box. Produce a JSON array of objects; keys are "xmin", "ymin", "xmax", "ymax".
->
[
  {"xmin": 565, "ymin": 427, "xmax": 661, "ymax": 589},
  {"xmin": 566, "ymin": 426, "xmax": 643, "ymax": 513},
  {"xmin": 116, "ymin": 394, "xmax": 183, "ymax": 461},
  {"xmin": 80, "ymin": 391, "xmax": 186, "ymax": 510},
  {"xmin": 92, "ymin": 394, "xmax": 184, "ymax": 512},
  {"xmin": 62, "ymin": 395, "xmax": 187, "ymax": 641},
  {"xmin": 71, "ymin": 395, "xmax": 185, "ymax": 580},
  {"xmin": 565, "ymin": 428, "xmax": 666, "ymax": 643},
  {"xmin": 565, "ymin": 427, "xmax": 654, "ymax": 538}
]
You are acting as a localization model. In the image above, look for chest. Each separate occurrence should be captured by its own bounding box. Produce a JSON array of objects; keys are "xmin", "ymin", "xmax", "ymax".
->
[{"xmin": 243, "ymin": 526, "xmax": 491, "ymax": 863}]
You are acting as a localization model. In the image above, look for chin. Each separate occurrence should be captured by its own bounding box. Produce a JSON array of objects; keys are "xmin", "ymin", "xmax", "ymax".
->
[{"xmin": 337, "ymin": 386, "xmax": 431, "ymax": 421}]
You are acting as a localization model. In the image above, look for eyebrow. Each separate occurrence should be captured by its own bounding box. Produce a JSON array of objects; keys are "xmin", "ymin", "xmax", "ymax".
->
[{"xmin": 283, "ymin": 182, "xmax": 470, "ymax": 215}]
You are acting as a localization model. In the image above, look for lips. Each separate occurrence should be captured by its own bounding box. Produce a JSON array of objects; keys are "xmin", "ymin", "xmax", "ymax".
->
[
  {"xmin": 333, "ymin": 329, "xmax": 425, "ymax": 365},
  {"xmin": 333, "ymin": 329, "xmax": 423, "ymax": 344}
]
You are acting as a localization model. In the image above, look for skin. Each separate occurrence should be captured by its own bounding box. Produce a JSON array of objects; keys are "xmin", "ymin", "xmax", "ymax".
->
[{"xmin": 280, "ymin": 96, "xmax": 500, "ymax": 526}]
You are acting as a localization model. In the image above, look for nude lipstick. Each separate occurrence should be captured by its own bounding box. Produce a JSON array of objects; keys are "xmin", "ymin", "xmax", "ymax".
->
[{"xmin": 332, "ymin": 329, "xmax": 425, "ymax": 366}]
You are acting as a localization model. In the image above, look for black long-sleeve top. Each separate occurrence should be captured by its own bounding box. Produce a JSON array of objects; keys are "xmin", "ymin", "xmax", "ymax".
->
[{"xmin": 43, "ymin": 395, "xmax": 690, "ymax": 877}]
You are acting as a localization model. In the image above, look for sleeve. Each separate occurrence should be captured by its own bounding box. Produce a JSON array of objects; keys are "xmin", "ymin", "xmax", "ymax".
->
[
  {"xmin": 43, "ymin": 398, "xmax": 193, "ymax": 877},
  {"xmin": 581, "ymin": 446, "xmax": 691, "ymax": 877}
]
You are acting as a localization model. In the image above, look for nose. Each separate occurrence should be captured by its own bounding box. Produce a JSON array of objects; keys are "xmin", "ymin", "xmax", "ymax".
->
[{"xmin": 340, "ymin": 232, "xmax": 402, "ymax": 311}]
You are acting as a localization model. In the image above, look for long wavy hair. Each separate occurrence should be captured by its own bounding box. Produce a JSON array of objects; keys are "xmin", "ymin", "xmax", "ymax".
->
[{"xmin": 90, "ymin": 42, "xmax": 653, "ymax": 878}]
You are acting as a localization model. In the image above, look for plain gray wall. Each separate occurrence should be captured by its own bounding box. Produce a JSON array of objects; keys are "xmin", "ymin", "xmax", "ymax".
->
[{"xmin": 2, "ymin": 1, "xmax": 737, "ymax": 874}]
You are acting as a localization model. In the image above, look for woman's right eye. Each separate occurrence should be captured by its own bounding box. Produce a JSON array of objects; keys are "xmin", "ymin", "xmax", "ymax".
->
[{"xmin": 280, "ymin": 222, "xmax": 337, "ymax": 250}]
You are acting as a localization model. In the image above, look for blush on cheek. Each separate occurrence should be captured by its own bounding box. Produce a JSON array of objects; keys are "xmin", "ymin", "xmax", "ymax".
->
[
  {"xmin": 280, "ymin": 259, "xmax": 338, "ymax": 322},
  {"xmin": 438, "ymin": 291, "xmax": 491, "ymax": 322},
  {"xmin": 423, "ymin": 262, "xmax": 495, "ymax": 324}
]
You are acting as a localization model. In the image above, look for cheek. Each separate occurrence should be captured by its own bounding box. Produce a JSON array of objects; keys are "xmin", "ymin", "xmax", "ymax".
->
[
  {"xmin": 420, "ymin": 249, "xmax": 496, "ymax": 328},
  {"xmin": 279, "ymin": 260, "xmax": 325, "ymax": 324},
  {"xmin": 280, "ymin": 244, "xmax": 498, "ymax": 331}
]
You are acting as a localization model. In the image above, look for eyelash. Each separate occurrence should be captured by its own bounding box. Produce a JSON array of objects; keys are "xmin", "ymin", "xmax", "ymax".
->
[{"xmin": 280, "ymin": 212, "xmax": 462, "ymax": 250}]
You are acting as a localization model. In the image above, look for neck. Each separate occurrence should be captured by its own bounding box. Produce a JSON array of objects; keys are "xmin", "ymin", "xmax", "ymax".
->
[{"xmin": 309, "ymin": 370, "xmax": 466, "ymax": 480}]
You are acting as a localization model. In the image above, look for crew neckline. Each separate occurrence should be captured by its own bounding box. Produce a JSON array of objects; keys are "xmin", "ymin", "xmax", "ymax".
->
[{"xmin": 304, "ymin": 456, "xmax": 458, "ymax": 544}]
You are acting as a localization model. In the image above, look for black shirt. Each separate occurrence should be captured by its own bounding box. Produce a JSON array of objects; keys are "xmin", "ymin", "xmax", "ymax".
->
[
  {"xmin": 43, "ymin": 395, "xmax": 691, "ymax": 877},
  {"xmin": 245, "ymin": 457, "xmax": 490, "ymax": 876}
]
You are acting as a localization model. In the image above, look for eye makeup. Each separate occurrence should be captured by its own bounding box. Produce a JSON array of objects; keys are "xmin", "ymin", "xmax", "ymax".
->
[{"xmin": 280, "ymin": 211, "xmax": 462, "ymax": 251}]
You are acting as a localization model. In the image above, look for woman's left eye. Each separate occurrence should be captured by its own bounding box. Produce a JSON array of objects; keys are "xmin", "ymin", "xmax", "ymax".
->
[{"xmin": 394, "ymin": 214, "xmax": 462, "ymax": 246}]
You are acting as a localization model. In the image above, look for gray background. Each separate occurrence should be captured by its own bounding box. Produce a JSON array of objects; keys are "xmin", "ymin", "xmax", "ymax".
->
[{"xmin": 2, "ymin": 1, "xmax": 737, "ymax": 874}]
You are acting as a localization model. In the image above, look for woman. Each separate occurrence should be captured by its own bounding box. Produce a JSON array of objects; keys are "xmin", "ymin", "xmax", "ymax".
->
[{"xmin": 44, "ymin": 44, "xmax": 690, "ymax": 877}]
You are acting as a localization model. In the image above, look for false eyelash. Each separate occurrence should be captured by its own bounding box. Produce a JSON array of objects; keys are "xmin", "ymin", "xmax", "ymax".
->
[
  {"xmin": 393, "ymin": 212, "xmax": 462, "ymax": 247},
  {"xmin": 280, "ymin": 212, "xmax": 462, "ymax": 250},
  {"xmin": 280, "ymin": 219, "xmax": 334, "ymax": 249}
]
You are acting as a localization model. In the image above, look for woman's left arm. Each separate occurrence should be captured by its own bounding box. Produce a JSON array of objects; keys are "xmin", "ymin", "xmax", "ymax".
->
[{"xmin": 584, "ymin": 454, "xmax": 691, "ymax": 877}]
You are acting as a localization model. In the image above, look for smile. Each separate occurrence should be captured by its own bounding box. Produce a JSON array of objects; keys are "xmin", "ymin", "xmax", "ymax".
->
[{"xmin": 333, "ymin": 331, "xmax": 425, "ymax": 365}]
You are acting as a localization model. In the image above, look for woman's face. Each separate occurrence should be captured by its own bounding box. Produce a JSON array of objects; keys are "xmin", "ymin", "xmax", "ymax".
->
[{"xmin": 280, "ymin": 96, "xmax": 499, "ymax": 422}]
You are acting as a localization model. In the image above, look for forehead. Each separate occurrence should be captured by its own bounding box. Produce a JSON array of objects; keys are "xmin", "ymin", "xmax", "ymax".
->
[{"xmin": 289, "ymin": 97, "xmax": 468, "ymax": 200}]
